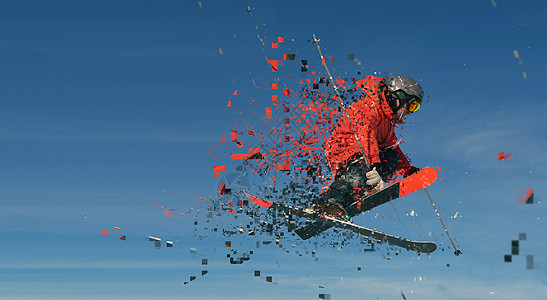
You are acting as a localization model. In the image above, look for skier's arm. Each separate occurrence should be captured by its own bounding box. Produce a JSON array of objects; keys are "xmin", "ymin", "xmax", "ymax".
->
[{"xmin": 394, "ymin": 146, "xmax": 419, "ymax": 177}]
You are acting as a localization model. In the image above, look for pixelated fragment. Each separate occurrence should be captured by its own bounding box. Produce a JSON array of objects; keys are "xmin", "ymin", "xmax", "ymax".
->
[
  {"xmin": 348, "ymin": 54, "xmax": 354, "ymax": 60},
  {"xmin": 113, "ymin": 226, "xmax": 120, "ymax": 230},
  {"xmin": 519, "ymin": 189, "xmax": 534, "ymax": 204},
  {"xmin": 278, "ymin": 37, "xmax": 284, "ymax": 43},
  {"xmin": 254, "ymin": 270, "xmax": 260, "ymax": 276},
  {"xmin": 401, "ymin": 290, "xmax": 407, "ymax": 300},
  {"xmin": 225, "ymin": 241, "xmax": 231, "ymax": 247},
  {"xmin": 519, "ymin": 233, "xmax": 527, "ymax": 240},
  {"xmin": 167, "ymin": 241, "xmax": 173, "ymax": 247},
  {"xmin": 102, "ymin": 229, "xmax": 108, "ymax": 236},
  {"xmin": 268, "ymin": 60, "xmax": 279, "ymax": 72},
  {"xmin": 190, "ymin": 247, "xmax": 197, "ymax": 254},
  {"xmin": 202, "ymin": 259, "xmax": 208, "ymax": 265},
  {"xmin": 233, "ymin": 89, "xmax": 237, "ymax": 95},
  {"xmin": 231, "ymin": 148, "xmax": 263, "ymax": 160},
  {"xmin": 231, "ymin": 130, "xmax": 237, "ymax": 142},
  {"xmin": 219, "ymin": 48, "xmax": 224, "ymax": 55},
  {"xmin": 213, "ymin": 165, "xmax": 225, "ymax": 177},
  {"xmin": 149, "ymin": 236, "xmax": 161, "ymax": 248},
  {"xmin": 190, "ymin": 276, "xmax": 196, "ymax": 282},
  {"xmin": 120, "ymin": 235, "xmax": 126, "ymax": 241},
  {"xmin": 197, "ymin": 1, "xmax": 202, "ymax": 9},
  {"xmin": 266, "ymin": 107, "xmax": 272, "ymax": 119},
  {"xmin": 300, "ymin": 60, "xmax": 308, "ymax": 72},
  {"xmin": 272, "ymin": 42, "xmax": 278, "ymax": 49},
  {"xmin": 526, "ymin": 255, "xmax": 534, "ymax": 269},
  {"xmin": 227, "ymin": 101, "xmax": 231, "ymax": 107},
  {"xmin": 266, "ymin": 276, "xmax": 272, "ymax": 282},
  {"xmin": 319, "ymin": 294, "xmax": 331, "ymax": 299},
  {"xmin": 164, "ymin": 209, "xmax": 174, "ymax": 218},
  {"xmin": 497, "ymin": 152, "xmax": 512, "ymax": 160},
  {"xmin": 512, "ymin": 240, "xmax": 519, "ymax": 255},
  {"xmin": 491, "ymin": 0, "xmax": 497, "ymax": 7},
  {"xmin": 522, "ymin": 72, "xmax": 527, "ymax": 79},
  {"xmin": 219, "ymin": 182, "xmax": 231, "ymax": 195},
  {"xmin": 202, "ymin": 270, "xmax": 208, "ymax": 275},
  {"xmin": 504, "ymin": 255, "xmax": 512, "ymax": 262},
  {"xmin": 284, "ymin": 54, "xmax": 295, "ymax": 60}
]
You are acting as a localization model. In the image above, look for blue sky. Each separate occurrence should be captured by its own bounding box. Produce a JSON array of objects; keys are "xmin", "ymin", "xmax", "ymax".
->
[{"xmin": 1, "ymin": 0, "xmax": 546, "ymax": 299}]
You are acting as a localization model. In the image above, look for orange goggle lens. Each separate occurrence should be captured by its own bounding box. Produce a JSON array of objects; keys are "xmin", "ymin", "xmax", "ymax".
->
[{"xmin": 408, "ymin": 100, "xmax": 421, "ymax": 113}]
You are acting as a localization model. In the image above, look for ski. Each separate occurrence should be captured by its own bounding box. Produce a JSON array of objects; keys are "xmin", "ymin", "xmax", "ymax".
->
[
  {"xmin": 321, "ymin": 216, "xmax": 437, "ymax": 253},
  {"xmin": 243, "ymin": 167, "xmax": 439, "ymax": 253},
  {"xmin": 244, "ymin": 190, "xmax": 436, "ymax": 253},
  {"xmin": 295, "ymin": 167, "xmax": 438, "ymax": 240}
]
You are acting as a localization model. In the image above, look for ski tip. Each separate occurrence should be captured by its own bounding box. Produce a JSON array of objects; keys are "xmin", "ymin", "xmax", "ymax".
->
[
  {"xmin": 414, "ymin": 242, "xmax": 437, "ymax": 254},
  {"xmin": 399, "ymin": 167, "xmax": 438, "ymax": 197},
  {"xmin": 243, "ymin": 190, "xmax": 273, "ymax": 208},
  {"xmin": 416, "ymin": 167, "xmax": 438, "ymax": 185}
]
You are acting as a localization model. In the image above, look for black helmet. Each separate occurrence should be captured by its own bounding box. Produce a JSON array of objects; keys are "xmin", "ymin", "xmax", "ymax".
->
[{"xmin": 387, "ymin": 76, "xmax": 423, "ymax": 113}]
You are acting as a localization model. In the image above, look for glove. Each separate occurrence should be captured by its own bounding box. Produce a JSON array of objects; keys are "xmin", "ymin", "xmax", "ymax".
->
[{"xmin": 366, "ymin": 167, "xmax": 386, "ymax": 191}]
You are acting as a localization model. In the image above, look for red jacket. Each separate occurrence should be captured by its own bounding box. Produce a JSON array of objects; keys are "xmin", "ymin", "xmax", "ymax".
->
[{"xmin": 325, "ymin": 76, "xmax": 416, "ymax": 179}]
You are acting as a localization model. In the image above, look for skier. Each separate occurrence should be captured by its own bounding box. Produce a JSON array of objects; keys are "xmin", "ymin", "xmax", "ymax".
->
[{"xmin": 316, "ymin": 75, "xmax": 423, "ymax": 214}]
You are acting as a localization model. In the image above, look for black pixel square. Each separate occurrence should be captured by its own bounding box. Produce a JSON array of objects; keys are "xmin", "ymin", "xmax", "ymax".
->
[{"xmin": 512, "ymin": 240, "xmax": 519, "ymax": 255}]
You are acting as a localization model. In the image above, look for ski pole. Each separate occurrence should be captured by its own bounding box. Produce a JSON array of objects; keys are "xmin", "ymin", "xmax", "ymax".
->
[
  {"xmin": 424, "ymin": 187, "xmax": 461, "ymax": 256},
  {"xmin": 311, "ymin": 34, "xmax": 370, "ymax": 170}
]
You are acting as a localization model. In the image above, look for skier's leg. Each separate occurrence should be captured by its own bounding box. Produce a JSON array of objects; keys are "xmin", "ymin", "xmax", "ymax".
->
[{"xmin": 319, "ymin": 160, "xmax": 369, "ymax": 208}]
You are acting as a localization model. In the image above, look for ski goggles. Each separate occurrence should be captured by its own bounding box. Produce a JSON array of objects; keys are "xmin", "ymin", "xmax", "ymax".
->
[
  {"xmin": 408, "ymin": 99, "xmax": 421, "ymax": 113},
  {"xmin": 393, "ymin": 90, "xmax": 421, "ymax": 113}
]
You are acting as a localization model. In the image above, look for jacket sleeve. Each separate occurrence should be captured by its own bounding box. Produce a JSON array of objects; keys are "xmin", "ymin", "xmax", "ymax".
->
[
  {"xmin": 395, "ymin": 146, "xmax": 419, "ymax": 177},
  {"xmin": 353, "ymin": 101, "xmax": 382, "ymax": 166}
]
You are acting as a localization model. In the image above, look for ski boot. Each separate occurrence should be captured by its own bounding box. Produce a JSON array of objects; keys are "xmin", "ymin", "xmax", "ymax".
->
[{"xmin": 311, "ymin": 201, "xmax": 351, "ymax": 222}]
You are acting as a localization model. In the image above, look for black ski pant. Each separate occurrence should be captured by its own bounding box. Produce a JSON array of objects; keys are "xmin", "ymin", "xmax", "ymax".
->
[{"xmin": 319, "ymin": 148, "xmax": 400, "ymax": 208}]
